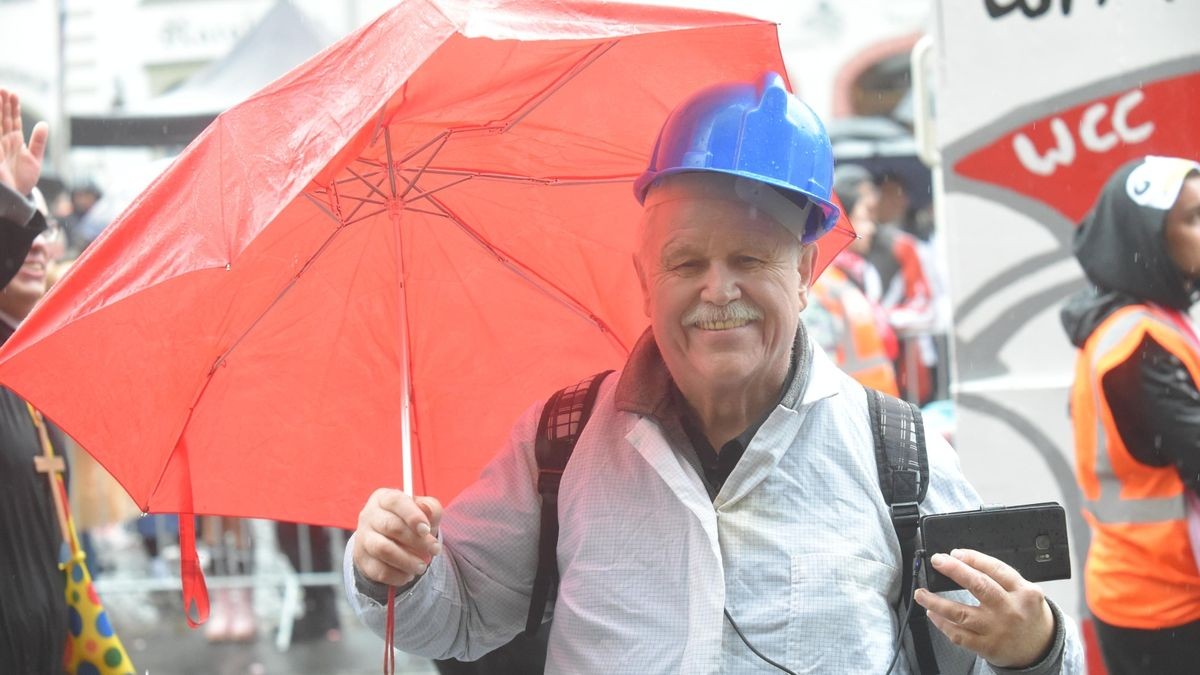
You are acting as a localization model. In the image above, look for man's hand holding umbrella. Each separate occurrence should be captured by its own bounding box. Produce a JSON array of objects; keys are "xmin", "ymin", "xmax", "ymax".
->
[{"xmin": 354, "ymin": 489, "xmax": 443, "ymax": 587}]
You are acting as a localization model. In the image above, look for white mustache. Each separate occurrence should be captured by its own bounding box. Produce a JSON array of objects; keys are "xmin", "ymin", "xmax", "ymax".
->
[{"xmin": 682, "ymin": 301, "xmax": 762, "ymax": 327}]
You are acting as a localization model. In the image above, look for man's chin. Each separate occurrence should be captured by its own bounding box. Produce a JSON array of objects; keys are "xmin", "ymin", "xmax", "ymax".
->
[{"xmin": 688, "ymin": 358, "xmax": 759, "ymax": 387}]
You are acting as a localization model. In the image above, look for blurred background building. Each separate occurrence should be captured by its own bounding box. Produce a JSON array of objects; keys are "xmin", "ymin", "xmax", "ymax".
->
[{"xmin": 1, "ymin": 0, "xmax": 930, "ymax": 201}]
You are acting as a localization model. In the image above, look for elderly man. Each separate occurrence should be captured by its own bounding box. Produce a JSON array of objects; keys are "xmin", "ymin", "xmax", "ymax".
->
[{"xmin": 345, "ymin": 74, "xmax": 1082, "ymax": 673}]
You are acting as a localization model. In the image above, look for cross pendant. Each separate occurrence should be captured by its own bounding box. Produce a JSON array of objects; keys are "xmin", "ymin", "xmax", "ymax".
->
[{"xmin": 34, "ymin": 450, "xmax": 70, "ymax": 544}]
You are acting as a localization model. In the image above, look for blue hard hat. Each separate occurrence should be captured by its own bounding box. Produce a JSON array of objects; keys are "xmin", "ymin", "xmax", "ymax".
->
[{"xmin": 634, "ymin": 72, "xmax": 840, "ymax": 243}]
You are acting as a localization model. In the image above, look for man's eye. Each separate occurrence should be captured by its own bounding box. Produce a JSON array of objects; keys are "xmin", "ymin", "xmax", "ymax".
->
[
  {"xmin": 672, "ymin": 260, "xmax": 702, "ymax": 270},
  {"xmin": 735, "ymin": 256, "xmax": 762, "ymax": 265}
]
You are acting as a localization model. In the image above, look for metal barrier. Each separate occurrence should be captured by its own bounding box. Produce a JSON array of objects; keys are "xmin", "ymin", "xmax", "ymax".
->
[{"xmin": 89, "ymin": 517, "xmax": 348, "ymax": 652}]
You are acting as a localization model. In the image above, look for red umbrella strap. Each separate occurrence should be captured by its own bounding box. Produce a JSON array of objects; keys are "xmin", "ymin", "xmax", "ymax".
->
[{"xmin": 178, "ymin": 516, "xmax": 210, "ymax": 628}]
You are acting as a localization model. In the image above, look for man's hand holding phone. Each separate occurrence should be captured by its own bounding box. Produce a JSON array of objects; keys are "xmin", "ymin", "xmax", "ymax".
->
[{"xmin": 915, "ymin": 548, "xmax": 1056, "ymax": 668}]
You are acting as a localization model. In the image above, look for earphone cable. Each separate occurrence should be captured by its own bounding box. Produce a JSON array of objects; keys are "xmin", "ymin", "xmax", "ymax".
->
[
  {"xmin": 723, "ymin": 607, "xmax": 798, "ymax": 675},
  {"xmin": 886, "ymin": 553, "xmax": 925, "ymax": 675}
]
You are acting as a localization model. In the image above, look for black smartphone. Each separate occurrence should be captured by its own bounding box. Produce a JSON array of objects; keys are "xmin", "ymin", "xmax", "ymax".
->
[{"xmin": 919, "ymin": 502, "xmax": 1071, "ymax": 593}]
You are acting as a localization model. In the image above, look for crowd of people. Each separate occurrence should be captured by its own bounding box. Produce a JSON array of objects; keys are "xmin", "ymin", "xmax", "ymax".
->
[
  {"xmin": 2, "ymin": 62, "xmax": 1198, "ymax": 675},
  {"xmin": 806, "ymin": 160, "xmax": 948, "ymax": 415}
]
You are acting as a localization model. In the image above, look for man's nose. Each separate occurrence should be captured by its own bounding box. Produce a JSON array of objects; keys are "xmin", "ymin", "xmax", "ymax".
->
[{"xmin": 699, "ymin": 262, "xmax": 740, "ymax": 305}]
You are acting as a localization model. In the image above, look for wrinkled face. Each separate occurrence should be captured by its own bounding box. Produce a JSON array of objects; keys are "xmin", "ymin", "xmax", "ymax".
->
[
  {"xmin": 635, "ymin": 177, "xmax": 816, "ymax": 395},
  {"xmin": 848, "ymin": 181, "xmax": 879, "ymax": 255},
  {"xmin": 1166, "ymin": 175, "xmax": 1200, "ymax": 279}
]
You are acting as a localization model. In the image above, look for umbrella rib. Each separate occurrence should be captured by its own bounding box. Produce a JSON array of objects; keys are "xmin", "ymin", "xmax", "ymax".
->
[
  {"xmin": 426, "ymin": 194, "xmax": 630, "ymax": 354},
  {"xmin": 403, "ymin": 206, "xmax": 450, "ymax": 218},
  {"xmin": 395, "ymin": 130, "xmax": 450, "ymax": 167},
  {"xmin": 384, "ymin": 126, "xmax": 401, "ymax": 197},
  {"xmin": 399, "ymin": 167, "xmax": 635, "ymax": 186},
  {"xmin": 353, "ymin": 157, "xmax": 385, "ymax": 170},
  {"xmin": 398, "ymin": 132, "xmax": 450, "ymax": 200},
  {"xmin": 303, "ymin": 193, "xmax": 342, "ymax": 226},
  {"xmin": 346, "ymin": 208, "xmax": 388, "ymax": 227},
  {"xmin": 337, "ymin": 168, "xmax": 383, "ymax": 186},
  {"xmin": 368, "ymin": 105, "xmax": 388, "ymax": 147},
  {"xmin": 324, "ymin": 168, "xmax": 388, "ymax": 223},
  {"xmin": 403, "ymin": 175, "xmax": 473, "ymax": 204},
  {"xmin": 496, "ymin": 40, "xmax": 618, "ymax": 133},
  {"xmin": 208, "ymin": 227, "xmax": 350, "ymax": 375},
  {"xmin": 347, "ymin": 167, "xmax": 391, "ymax": 201},
  {"xmin": 341, "ymin": 195, "xmax": 385, "ymax": 206},
  {"xmin": 146, "ymin": 371, "xmax": 222, "ymax": 509}
]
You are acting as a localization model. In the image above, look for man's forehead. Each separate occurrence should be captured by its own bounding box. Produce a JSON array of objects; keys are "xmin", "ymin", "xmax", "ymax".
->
[
  {"xmin": 641, "ymin": 172, "xmax": 812, "ymax": 240},
  {"xmin": 656, "ymin": 218, "xmax": 784, "ymax": 252}
]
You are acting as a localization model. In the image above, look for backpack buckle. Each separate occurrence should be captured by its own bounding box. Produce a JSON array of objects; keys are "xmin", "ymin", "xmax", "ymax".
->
[{"xmin": 890, "ymin": 501, "xmax": 921, "ymax": 536}]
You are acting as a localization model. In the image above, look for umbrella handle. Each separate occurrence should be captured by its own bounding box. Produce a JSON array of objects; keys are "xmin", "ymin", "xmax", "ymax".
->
[{"xmin": 385, "ymin": 586, "xmax": 396, "ymax": 674}]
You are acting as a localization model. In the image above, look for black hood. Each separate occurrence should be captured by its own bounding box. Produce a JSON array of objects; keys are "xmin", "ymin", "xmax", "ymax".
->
[
  {"xmin": 1060, "ymin": 287, "xmax": 1136, "ymax": 348},
  {"xmin": 1061, "ymin": 156, "xmax": 1200, "ymax": 346}
]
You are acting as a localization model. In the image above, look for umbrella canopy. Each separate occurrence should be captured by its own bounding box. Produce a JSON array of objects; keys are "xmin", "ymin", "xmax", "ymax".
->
[{"xmin": 3, "ymin": 0, "xmax": 853, "ymax": 538}]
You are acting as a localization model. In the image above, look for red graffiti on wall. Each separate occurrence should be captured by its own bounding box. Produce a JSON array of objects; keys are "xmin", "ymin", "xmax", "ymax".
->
[{"xmin": 953, "ymin": 69, "xmax": 1200, "ymax": 224}]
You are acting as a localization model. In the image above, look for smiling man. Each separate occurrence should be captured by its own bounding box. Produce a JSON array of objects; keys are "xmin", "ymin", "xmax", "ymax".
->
[
  {"xmin": 0, "ymin": 87, "xmax": 77, "ymax": 673},
  {"xmin": 346, "ymin": 73, "xmax": 1083, "ymax": 674},
  {"xmin": 0, "ymin": 192, "xmax": 58, "ymax": 330},
  {"xmin": 635, "ymin": 172, "xmax": 817, "ymax": 460}
]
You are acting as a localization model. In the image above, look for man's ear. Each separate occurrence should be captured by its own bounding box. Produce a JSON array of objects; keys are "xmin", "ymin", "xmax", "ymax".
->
[
  {"xmin": 797, "ymin": 243, "xmax": 818, "ymax": 309},
  {"xmin": 633, "ymin": 253, "xmax": 651, "ymax": 317}
]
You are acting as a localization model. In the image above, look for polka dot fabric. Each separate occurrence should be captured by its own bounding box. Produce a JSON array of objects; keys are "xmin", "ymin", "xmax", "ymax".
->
[
  {"xmin": 62, "ymin": 549, "xmax": 135, "ymax": 675},
  {"xmin": 26, "ymin": 402, "xmax": 136, "ymax": 675}
]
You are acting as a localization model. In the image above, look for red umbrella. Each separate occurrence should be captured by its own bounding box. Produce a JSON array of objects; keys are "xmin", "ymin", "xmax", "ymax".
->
[{"xmin": 0, "ymin": 0, "xmax": 854, "ymax": 622}]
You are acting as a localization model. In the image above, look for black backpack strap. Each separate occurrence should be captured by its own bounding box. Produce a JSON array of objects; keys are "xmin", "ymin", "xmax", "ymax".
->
[
  {"xmin": 525, "ymin": 370, "xmax": 613, "ymax": 635},
  {"xmin": 867, "ymin": 388, "xmax": 938, "ymax": 674}
]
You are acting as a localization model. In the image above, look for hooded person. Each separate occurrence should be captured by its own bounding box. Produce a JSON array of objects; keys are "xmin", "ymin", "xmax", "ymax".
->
[{"xmin": 1060, "ymin": 155, "xmax": 1200, "ymax": 675}]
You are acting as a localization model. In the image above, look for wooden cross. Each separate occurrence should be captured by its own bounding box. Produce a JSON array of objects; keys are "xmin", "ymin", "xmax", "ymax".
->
[{"xmin": 31, "ymin": 418, "xmax": 71, "ymax": 545}]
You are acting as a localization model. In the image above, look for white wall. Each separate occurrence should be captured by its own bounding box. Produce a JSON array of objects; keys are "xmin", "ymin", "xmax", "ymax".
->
[{"xmin": 604, "ymin": 0, "xmax": 930, "ymax": 119}]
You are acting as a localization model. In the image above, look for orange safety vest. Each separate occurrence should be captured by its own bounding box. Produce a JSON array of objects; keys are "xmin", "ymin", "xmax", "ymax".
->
[
  {"xmin": 812, "ymin": 266, "xmax": 900, "ymax": 397},
  {"xmin": 1071, "ymin": 303, "xmax": 1200, "ymax": 629}
]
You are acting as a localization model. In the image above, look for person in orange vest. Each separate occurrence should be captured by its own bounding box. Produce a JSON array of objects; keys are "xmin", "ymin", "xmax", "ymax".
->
[
  {"xmin": 808, "ymin": 164, "xmax": 900, "ymax": 396},
  {"xmin": 809, "ymin": 264, "xmax": 900, "ymax": 396},
  {"xmin": 868, "ymin": 170, "xmax": 937, "ymax": 404},
  {"xmin": 1061, "ymin": 155, "xmax": 1200, "ymax": 674}
]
